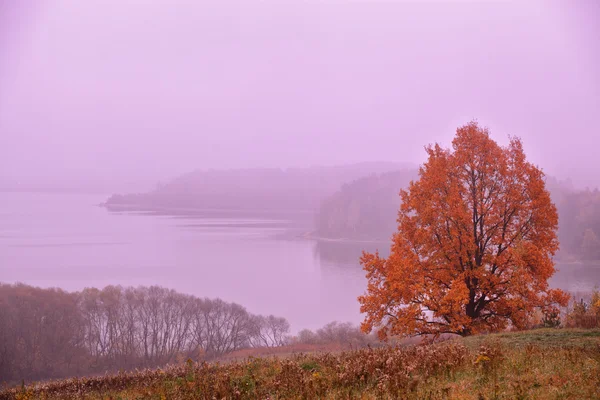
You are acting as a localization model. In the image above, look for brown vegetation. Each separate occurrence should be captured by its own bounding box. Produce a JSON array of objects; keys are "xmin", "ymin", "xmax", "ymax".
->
[
  {"xmin": 2, "ymin": 329, "xmax": 599, "ymax": 399},
  {"xmin": 564, "ymin": 289, "xmax": 600, "ymax": 329}
]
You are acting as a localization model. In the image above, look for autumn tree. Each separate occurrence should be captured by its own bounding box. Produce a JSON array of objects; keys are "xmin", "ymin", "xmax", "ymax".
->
[{"xmin": 359, "ymin": 122, "xmax": 569, "ymax": 338}]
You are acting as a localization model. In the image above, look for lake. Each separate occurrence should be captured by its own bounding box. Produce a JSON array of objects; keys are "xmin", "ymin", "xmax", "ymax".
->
[{"xmin": 1, "ymin": 191, "xmax": 599, "ymax": 332}]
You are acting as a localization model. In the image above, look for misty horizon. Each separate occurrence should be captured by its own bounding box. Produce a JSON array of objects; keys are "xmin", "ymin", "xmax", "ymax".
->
[{"xmin": 1, "ymin": 1, "xmax": 599, "ymax": 191}]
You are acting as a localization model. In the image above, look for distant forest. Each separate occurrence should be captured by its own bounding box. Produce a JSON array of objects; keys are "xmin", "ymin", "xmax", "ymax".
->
[
  {"xmin": 103, "ymin": 163, "xmax": 600, "ymax": 262},
  {"xmin": 315, "ymin": 171, "xmax": 600, "ymax": 261},
  {"xmin": 103, "ymin": 162, "xmax": 411, "ymax": 213},
  {"xmin": 315, "ymin": 169, "xmax": 418, "ymax": 241}
]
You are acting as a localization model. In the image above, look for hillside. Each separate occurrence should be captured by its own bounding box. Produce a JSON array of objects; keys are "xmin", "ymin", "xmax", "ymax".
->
[
  {"xmin": 102, "ymin": 162, "xmax": 413, "ymax": 214},
  {"xmin": 3, "ymin": 329, "xmax": 599, "ymax": 399}
]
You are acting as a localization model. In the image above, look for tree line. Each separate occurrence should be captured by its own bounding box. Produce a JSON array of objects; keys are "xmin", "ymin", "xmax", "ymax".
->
[
  {"xmin": 316, "ymin": 170, "xmax": 600, "ymax": 262},
  {"xmin": 315, "ymin": 169, "xmax": 417, "ymax": 241},
  {"xmin": 555, "ymin": 187, "xmax": 600, "ymax": 261},
  {"xmin": 0, "ymin": 283, "xmax": 289, "ymax": 383},
  {"xmin": 103, "ymin": 162, "xmax": 407, "ymax": 213}
]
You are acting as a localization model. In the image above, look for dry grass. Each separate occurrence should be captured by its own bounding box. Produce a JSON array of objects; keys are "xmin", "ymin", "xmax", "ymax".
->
[
  {"xmin": 214, "ymin": 342, "xmax": 350, "ymax": 363},
  {"xmin": 2, "ymin": 329, "xmax": 599, "ymax": 400}
]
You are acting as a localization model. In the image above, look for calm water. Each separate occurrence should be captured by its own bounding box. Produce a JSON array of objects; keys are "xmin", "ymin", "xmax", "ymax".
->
[
  {"xmin": 0, "ymin": 192, "xmax": 366, "ymax": 332},
  {"xmin": 1, "ymin": 192, "xmax": 599, "ymax": 332}
]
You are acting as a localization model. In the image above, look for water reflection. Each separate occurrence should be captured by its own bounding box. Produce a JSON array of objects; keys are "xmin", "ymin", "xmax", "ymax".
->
[
  {"xmin": 551, "ymin": 262, "xmax": 600, "ymax": 292},
  {"xmin": 313, "ymin": 239, "xmax": 389, "ymax": 267}
]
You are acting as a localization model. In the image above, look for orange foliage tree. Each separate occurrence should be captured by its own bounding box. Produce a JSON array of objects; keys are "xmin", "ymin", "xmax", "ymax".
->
[{"xmin": 359, "ymin": 122, "xmax": 569, "ymax": 338}]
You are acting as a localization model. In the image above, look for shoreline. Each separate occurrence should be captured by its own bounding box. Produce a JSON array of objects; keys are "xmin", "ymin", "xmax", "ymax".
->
[
  {"xmin": 100, "ymin": 203, "xmax": 600, "ymax": 265},
  {"xmin": 100, "ymin": 202, "xmax": 315, "ymax": 218}
]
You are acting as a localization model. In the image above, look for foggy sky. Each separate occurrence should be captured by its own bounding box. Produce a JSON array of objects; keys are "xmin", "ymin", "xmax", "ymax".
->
[{"xmin": 1, "ymin": 0, "xmax": 599, "ymax": 191}]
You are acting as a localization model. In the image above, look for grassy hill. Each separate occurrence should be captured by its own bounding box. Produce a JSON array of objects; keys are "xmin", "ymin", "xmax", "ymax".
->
[{"xmin": 2, "ymin": 329, "xmax": 599, "ymax": 399}]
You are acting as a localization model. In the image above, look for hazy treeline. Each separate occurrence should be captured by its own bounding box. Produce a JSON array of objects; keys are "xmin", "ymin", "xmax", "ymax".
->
[
  {"xmin": 315, "ymin": 171, "xmax": 600, "ymax": 261},
  {"xmin": 556, "ymin": 188, "xmax": 600, "ymax": 261},
  {"xmin": 103, "ymin": 162, "xmax": 409, "ymax": 213},
  {"xmin": 0, "ymin": 283, "xmax": 289, "ymax": 383},
  {"xmin": 105, "ymin": 161, "xmax": 600, "ymax": 261},
  {"xmin": 316, "ymin": 169, "xmax": 417, "ymax": 240}
]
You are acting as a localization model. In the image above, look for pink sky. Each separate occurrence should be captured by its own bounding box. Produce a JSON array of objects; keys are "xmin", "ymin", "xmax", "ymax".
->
[{"xmin": 0, "ymin": 1, "xmax": 598, "ymax": 190}]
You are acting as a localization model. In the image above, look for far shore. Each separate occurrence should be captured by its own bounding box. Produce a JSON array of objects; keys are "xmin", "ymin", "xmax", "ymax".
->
[
  {"xmin": 99, "ymin": 202, "xmax": 600, "ymax": 266},
  {"xmin": 100, "ymin": 202, "xmax": 314, "ymax": 217}
]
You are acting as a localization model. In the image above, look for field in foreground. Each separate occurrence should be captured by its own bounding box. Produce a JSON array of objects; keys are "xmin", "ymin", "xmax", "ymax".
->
[{"xmin": 2, "ymin": 329, "xmax": 599, "ymax": 400}]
